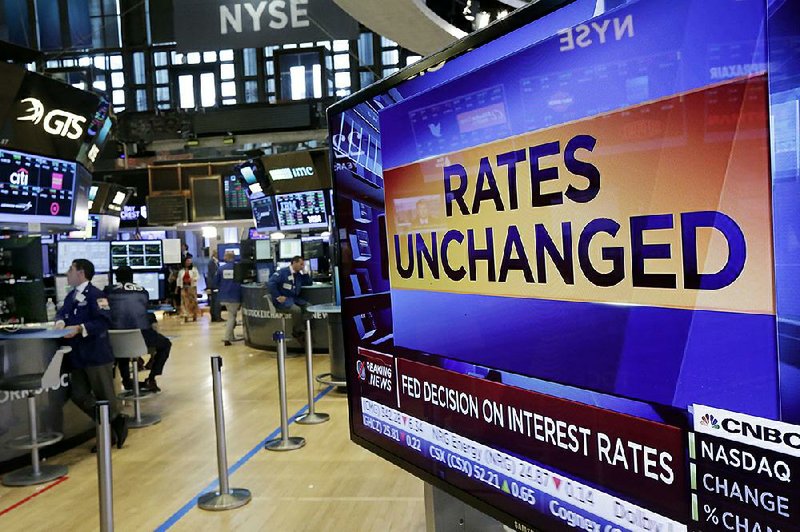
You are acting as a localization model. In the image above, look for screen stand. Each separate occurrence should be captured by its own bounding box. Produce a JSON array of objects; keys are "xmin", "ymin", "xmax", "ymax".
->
[{"xmin": 424, "ymin": 483, "xmax": 507, "ymax": 532}]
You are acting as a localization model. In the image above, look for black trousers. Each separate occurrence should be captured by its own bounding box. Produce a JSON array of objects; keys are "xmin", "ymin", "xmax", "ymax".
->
[
  {"xmin": 118, "ymin": 328, "xmax": 172, "ymax": 382},
  {"xmin": 70, "ymin": 363, "xmax": 119, "ymax": 421}
]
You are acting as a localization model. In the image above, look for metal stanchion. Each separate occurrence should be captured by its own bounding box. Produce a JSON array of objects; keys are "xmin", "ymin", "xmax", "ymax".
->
[
  {"xmin": 95, "ymin": 401, "xmax": 114, "ymax": 532},
  {"xmin": 296, "ymin": 319, "xmax": 329, "ymax": 425},
  {"xmin": 198, "ymin": 356, "xmax": 251, "ymax": 511},
  {"xmin": 265, "ymin": 330, "xmax": 306, "ymax": 451}
]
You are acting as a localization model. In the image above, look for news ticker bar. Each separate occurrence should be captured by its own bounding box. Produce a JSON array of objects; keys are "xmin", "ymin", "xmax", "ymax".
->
[{"xmin": 362, "ymin": 397, "xmax": 687, "ymax": 532}]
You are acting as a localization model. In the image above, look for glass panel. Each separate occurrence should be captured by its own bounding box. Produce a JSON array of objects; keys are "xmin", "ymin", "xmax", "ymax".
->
[
  {"xmin": 94, "ymin": 55, "xmax": 107, "ymax": 69},
  {"xmin": 178, "ymin": 75, "xmax": 195, "ymax": 109},
  {"xmin": 221, "ymin": 63, "xmax": 235, "ymax": 80},
  {"xmin": 154, "ymin": 52, "xmax": 168, "ymax": 67},
  {"xmin": 380, "ymin": 36, "xmax": 397, "ymax": 47},
  {"xmin": 46, "ymin": 60, "xmax": 59, "ymax": 69},
  {"xmin": 382, "ymin": 50, "xmax": 399, "ymax": 66},
  {"xmin": 358, "ymin": 34, "xmax": 373, "ymax": 66},
  {"xmin": 133, "ymin": 52, "xmax": 146, "ymax": 84},
  {"xmin": 200, "ymin": 72, "xmax": 216, "ymax": 107},
  {"xmin": 156, "ymin": 69, "xmax": 168, "ymax": 84},
  {"xmin": 203, "ymin": 51, "xmax": 217, "ymax": 63},
  {"xmin": 360, "ymin": 70, "xmax": 374, "ymax": 87},
  {"xmin": 312, "ymin": 64, "xmax": 322, "ymax": 98},
  {"xmin": 335, "ymin": 72, "xmax": 350, "ymax": 89},
  {"xmin": 220, "ymin": 50, "xmax": 234, "ymax": 61},
  {"xmin": 112, "ymin": 89, "xmax": 125, "ymax": 105},
  {"xmin": 172, "ymin": 52, "xmax": 184, "ymax": 65},
  {"xmin": 266, "ymin": 60, "xmax": 274, "ymax": 76},
  {"xmin": 136, "ymin": 89, "xmax": 147, "ymax": 111},
  {"xmin": 156, "ymin": 87, "xmax": 170, "ymax": 102},
  {"xmin": 111, "ymin": 72, "xmax": 125, "ymax": 88},
  {"xmin": 221, "ymin": 81, "xmax": 236, "ymax": 97},
  {"xmin": 333, "ymin": 39, "xmax": 349, "ymax": 52},
  {"xmin": 63, "ymin": 59, "xmax": 75, "ymax": 67},
  {"xmin": 334, "ymin": 54, "xmax": 350, "ymax": 70},
  {"xmin": 109, "ymin": 55, "xmax": 123, "ymax": 70},
  {"xmin": 335, "ymin": 88, "xmax": 350, "ymax": 98},
  {"xmin": 78, "ymin": 56, "xmax": 92, "ymax": 67},
  {"xmin": 243, "ymin": 48, "xmax": 257, "ymax": 76},
  {"xmin": 406, "ymin": 55, "xmax": 422, "ymax": 65},
  {"xmin": 289, "ymin": 65, "xmax": 306, "ymax": 100},
  {"xmin": 187, "ymin": 52, "xmax": 201, "ymax": 64},
  {"xmin": 245, "ymin": 80, "xmax": 258, "ymax": 103},
  {"xmin": 93, "ymin": 79, "xmax": 107, "ymax": 92},
  {"xmin": 223, "ymin": 98, "xmax": 236, "ymax": 106},
  {"xmin": 383, "ymin": 67, "xmax": 399, "ymax": 77}
]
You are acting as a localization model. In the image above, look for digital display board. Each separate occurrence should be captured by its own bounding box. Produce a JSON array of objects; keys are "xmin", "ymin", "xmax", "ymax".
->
[
  {"xmin": 275, "ymin": 190, "xmax": 328, "ymax": 230},
  {"xmin": 132, "ymin": 272, "xmax": 161, "ymax": 300},
  {"xmin": 56, "ymin": 240, "xmax": 111, "ymax": 273},
  {"xmin": 251, "ymin": 196, "xmax": 279, "ymax": 231},
  {"xmin": 0, "ymin": 148, "xmax": 79, "ymax": 225},
  {"xmin": 223, "ymin": 173, "xmax": 250, "ymax": 215},
  {"xmin": 278, "ymin": 239, "xmax": 301, "ymax": 259},
  {"xmin": 328, "ymin": 0, "xmax": 800, "ymax": 530},
  {"xmin": 110, "ymin": 240, "xmax": 163, "ymax": 270},
  {"xmin": 234, "ymin": 159, "xmax": 268, "ymax": 200}
]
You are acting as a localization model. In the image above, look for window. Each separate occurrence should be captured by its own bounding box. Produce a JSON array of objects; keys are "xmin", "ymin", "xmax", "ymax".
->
[{"xmin": 276, "ymin": 48, "xmax": 325, "ymax": 101}]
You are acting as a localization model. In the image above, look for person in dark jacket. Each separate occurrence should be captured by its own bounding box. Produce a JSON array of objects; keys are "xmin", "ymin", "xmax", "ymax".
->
[
  {"xmin": 214, "ymin": 251, "xmax": 242, "ymax": 346},
  {"xmin": 54, "ymin": 259, "xmax": 128, "ymax": 450},
  {"xmin": 206, "ymin": 250, "xmax": 223, "ymax": 322},
  {"xmin": 267, "ymin": 255, "xmax": 313, "ymax": 344},
  {"xmin": 105, "ymin": 266, "xmax": 172, "ymax": 392}
]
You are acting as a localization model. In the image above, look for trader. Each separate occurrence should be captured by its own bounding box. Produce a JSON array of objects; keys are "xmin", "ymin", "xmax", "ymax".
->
[
  {"xmin": 105, "ymin": 265, "xmax": 172, "ymax": 392},
  {"xmin": 268, "ymin": 255, "xmax": 313, "ymax": 345},
  {"xmin": 206, "ymin": 249, "xmax": 223, "ymax": 322},
  {"xmin": 214, "ymin": 251, "xmax": 242, "ymax": 346},
  {"xmin": 54, "ymin": 259, "xmax": 128, "ymax": 450}
]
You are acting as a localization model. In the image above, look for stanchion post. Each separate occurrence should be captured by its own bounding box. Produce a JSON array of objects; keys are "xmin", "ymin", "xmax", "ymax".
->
[
  {"xmin": 198, "ymin": 356, "xmax": 251, "ymax": 511},
  {"xmin": 296, "ymin": 318, "xmax": 329, "ymax": 425},
  {"xmin": 265, "ymin": 330, "xmax": 306, "ymax": 451},
  {"xmin": 95, "ymin": 401, "xmax": 114, "ymax": 532}
]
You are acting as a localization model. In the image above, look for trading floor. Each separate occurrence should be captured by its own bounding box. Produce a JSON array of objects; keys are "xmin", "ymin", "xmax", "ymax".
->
[{"xmin": 0, "ymin": 315, "xmax": 425, "ymax": 531}]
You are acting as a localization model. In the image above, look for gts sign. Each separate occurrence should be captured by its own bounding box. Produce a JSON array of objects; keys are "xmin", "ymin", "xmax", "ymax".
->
[{"xmin": 17, "ymin": 98, "xmax": 87, "ymax": 140}]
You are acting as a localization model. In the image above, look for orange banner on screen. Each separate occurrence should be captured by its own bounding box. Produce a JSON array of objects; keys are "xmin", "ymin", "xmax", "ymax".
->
[{"xmin": 384, "ymin": 76, "xmax": 774, "ymax": 315}]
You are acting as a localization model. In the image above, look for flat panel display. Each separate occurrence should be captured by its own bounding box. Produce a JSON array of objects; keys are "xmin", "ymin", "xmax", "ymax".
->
[
  {"xmin": 0, "ymin": 148, "xmax": 79, "ymax": 225},
  {"xmin": 110, "ymin": 240, "xmax": 163, "ymax": 270},
  {"xmin": 55, "ymin": 272, "xmax": 110, "ymax": 304},
  {"xmin": 234, "ymin": 158, "xmax": 267, "ymax": 199},
  {"xmin": 275, "ymin": 190, "xmax": 328, "ymax": 230},
  {"xmin": 56, "ymin": 240, "xmax": 110, "ymax": 273},
  {"xmin": 132, "ymin": 272, "xmax": 161, "ymax": 300},
  {"xmin": 162, "ymin": 239, "xmax": 182, "ymax": 264},
  {"xmin": 223, "ymin": 173, "xmax": 251, "ymax": 218},
  {"xmin": 279, "ymin": 239, "xmax": 301, "ymax": 259},
  {"xmin": 255, "ymin": 239, "xmax": 272, "ymax": 260},
  {"xmin": 250, "ymin": 196, "xmax": 279, "ymax": 231},
  {"xmin": 328, "ymin": 0, "xmax": 798, "ymax": 530}
]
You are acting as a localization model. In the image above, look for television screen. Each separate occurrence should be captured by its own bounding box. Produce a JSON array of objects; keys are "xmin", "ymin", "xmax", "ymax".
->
[
  {"xmin": 278, "ymin": 239, "xmax": 301, "ymax": 259},
  {"xmin": 328, "ymin": 0, "xmax": 793, "ymax": 530},
  {"xmin": 248, "ymin": 228, "xmax": 270, "ymax": 240},
  {"xmin": 234, "ymin": 158, "xmax": 268, "ymax": 199},
  {"xmin": 0, "ymin": 148, "xmax": 80, "ymax": 226},
  {"xmin": 255, "ymin": 239, "xmax": 273, "ymax": 260},
  {"xmin": 0, "ymin": 236, "xmax": 44, "ymax": 279},
  {"xmin": 251, "ymin": 196, "xmax": 279, "ymax": 231},
  {"xmin": 275, "ymin": 190, "xmax": 328, "ymax": 230},
  {"xmin": 110, "ymin": 240, "xmax": 163, "ymax": 270},
  {"xmin": 223, "ymin": 173, "xmax": 251, "ymax": 218},
  {"xmin": 0, "ymin": 280, "xmax": 46, "ymax": 323},
  {"xmin": 57, "ymin": 240, "xmax": 111, "ymax": 273},
  {"xmin": 302, "ymin": 238, "xmax": 325, "ymax": 259},
  {"xmin": 132, "ymin": 272, "xmax": 161, "ymax": 300}
]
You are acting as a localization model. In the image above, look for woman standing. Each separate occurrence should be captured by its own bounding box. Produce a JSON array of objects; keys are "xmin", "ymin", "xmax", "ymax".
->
[{"xmin": 176, "ymin": 256, "xmax": 200, "ymax": 322}]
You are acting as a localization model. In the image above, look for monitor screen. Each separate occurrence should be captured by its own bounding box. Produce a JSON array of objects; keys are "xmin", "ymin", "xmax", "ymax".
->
[
  {"xmin": 248, "ymin": 228, "xmax": 270, "ymax": 240},
  {"xmin": 55, "ymin": 273, "xmax": 110, "ymax": 304},
  {"xmin": 110, "ymin": 240, "xmax": 163, "ymax": 270},
  {"xmin": 0, "ymin": 280, "xmax": 46, "ymax": 322},
  {"xmin": 279, "ymin": 239, "xmax": 301, "ymax": 259},
  {"xmin": 223, "ymin": 173, "xmax": 251, "ymax": 218},
  {"xmin": 302, "ymin": 238, "xmax": 325, "ymax": 259},
  {"xmin": 218, "ymin": 243, "xmax": 241, "ymax": 261},
  {"xmin": 327, "ymin": 0, "xmax": 790, "ymax": 530},
  {"xmin": 132, "ymin": 272, "xmax": 161, "ymax": 300},
  {"xmin": 251, "ymin": 196, "xmax": 279, "ymax": 231},
  {"xmin": 0, "ymin": 148, "xmax": 79, "ymax": 225},
  {"xmin": 235, "ymin": 159, "xmax": 267, "ymax": 199},
  {"xmin": 0, "ymin": 236, "xmax": 44, "ymax": 279},
  {"xmin": 275, "ymin": 190, "xmax": 328, "ymax": 230},
  {"xmin": 255, "ymin": 239, "xmax": 272, "ymax": 260},
  {"xmin": 57, "ymin": 240, "xmax": 111, "ymax": 273}
]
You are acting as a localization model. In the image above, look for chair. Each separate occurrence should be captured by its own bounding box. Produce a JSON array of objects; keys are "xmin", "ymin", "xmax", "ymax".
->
[
  {"xmin": 109, "ymin": 330, "xmax": 160, "ymax": 428},
  {"xmin": 0, "ymin": 346, "xmax": 70, "ymax": 486}
]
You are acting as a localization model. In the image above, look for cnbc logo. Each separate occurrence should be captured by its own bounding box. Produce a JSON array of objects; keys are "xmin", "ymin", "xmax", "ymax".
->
[
  {"xmin": 700, "ymin": 413, "xmax": 720, "ymax": 429},
  {"xmin": 356, "ymin": 360, "xmax": 367, "ymax": 381}
]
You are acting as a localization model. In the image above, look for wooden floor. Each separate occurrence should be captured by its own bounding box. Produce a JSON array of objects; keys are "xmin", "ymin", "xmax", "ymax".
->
[{"xmin": 0, "ymin": 315, "xmax": 426, "ymax": 532}]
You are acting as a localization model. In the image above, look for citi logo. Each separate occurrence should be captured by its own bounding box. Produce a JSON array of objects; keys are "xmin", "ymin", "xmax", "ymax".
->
[
  {"xmin": 699, "ymin": 414, "xmax": 720, "ymax": 429},
  {"xmin": 9, "ymin": 168, "xmax": 28, "ymax": 186},
  {"xmin": 17, "ymin": 97, "xmax": 86, "ymax": 140},
  {"xmin": 720, "ymin": 418, "xmax": 800, "ymax": 450}
]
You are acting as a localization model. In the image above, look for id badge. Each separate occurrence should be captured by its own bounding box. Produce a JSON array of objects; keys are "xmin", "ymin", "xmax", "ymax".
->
[{"xmin": 282, "ymin": 282, "xmax": 293, "ymax": 290}]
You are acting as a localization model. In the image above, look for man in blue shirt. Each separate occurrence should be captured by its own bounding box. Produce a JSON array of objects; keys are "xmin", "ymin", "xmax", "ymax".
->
[
  {"xmin": 214, "ymin": 251, "xmax": 242, "ymax": 346},
  {"xmin": 105, "ymin": 266, "xmax": 172, "ymax": 392},
  {"xmin": 54, "ymin": 259, "xmax": 128, "ymax": 450},
  {"xmin": 268, "ymin": 255, "xmax": 313, "ymax": 344}
]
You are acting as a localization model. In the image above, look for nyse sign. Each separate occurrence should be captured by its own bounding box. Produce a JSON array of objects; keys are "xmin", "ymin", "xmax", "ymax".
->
[{"xmin": 174, "ymin": 0, "xmax": 359, "ymax": 51}]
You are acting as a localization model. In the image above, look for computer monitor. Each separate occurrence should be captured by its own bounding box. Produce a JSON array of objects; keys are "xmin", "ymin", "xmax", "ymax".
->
[
  {"xmin": 279, "ymin": 239, "xmax": 302, "ymax": 259},
  {"xmin": 132, "ymin": 272, "xmax": 161, "ymax": 300},
  {"xmin": 255, "ymin": 239, "xmax": 273, "ymax": 260},
  {"xmin": 301, "ymin": 239, "xmax": 325, "ymax": 259},
  {"xmin": 274, "ymin": 190, "xmax": 328, "ymax": 230},
  {"xmin": 57, "ymin": 240, "xmax": 111, "ymax": 274},
  {"xmin": 251, "ymin": 196, "xmax": 279, "ymax": 231},
  {"xmin": 110, "ymin": 240, "xmax": 163, "ymax": 270}
]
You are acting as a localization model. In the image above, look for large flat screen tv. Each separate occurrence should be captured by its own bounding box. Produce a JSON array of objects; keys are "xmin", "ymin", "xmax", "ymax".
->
[
  {"xmin": 275, "ymin": 190, "xmax": 328, "ymax": 231},
  {"xmin": 328, "ymin": 0, "xmax": 798, "ymax": 530}
]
